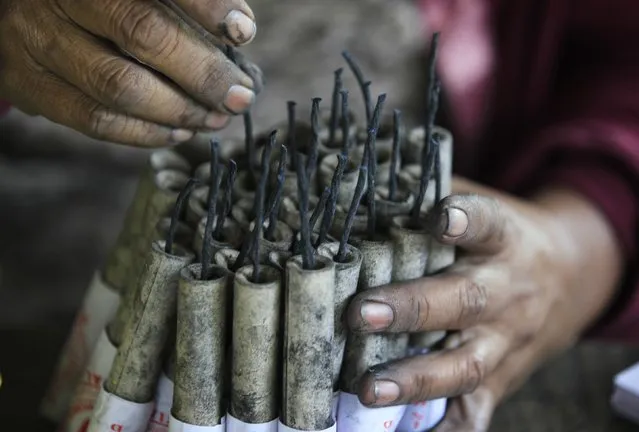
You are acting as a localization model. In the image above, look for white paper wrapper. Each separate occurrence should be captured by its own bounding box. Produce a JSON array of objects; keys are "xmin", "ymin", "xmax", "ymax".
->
[
  {"xmin": 396, "ymin": 398, "xmax": 446, "ymax": 432},
  {"xmin": 61, "ymin": 330, "xmax": 118, "ymax": 432},
  {"xmin": 226, "ymin": 413, "xmax": 277, "ymax": 432},
  {"xmin": 336, "ymin": 392, "xmax": 406, "ymax": 432},
  {"xmin": 88, "ymin": 388, "xmax": 154, "ymax": 432},
  {"xmin": 331, "ymin": 392, "xmax": 339, "ymax": 421},
  {"xmin": 41, "ymin": 272, "xmax": 120, "ymax": 422},
  {"xmin": 168, "ymin": 415, "xmax": 226, "ymax": 431},
  {"xmin": 146, "ymin": 373, "xmax": 174, "ymax": 431},
  {"xmin": 397, "ymin": 347, "xmax": 447, "ymax": 431},
  {"xmin": 277, "ymin": 420, "xmax": 336, "ymax": 432}
]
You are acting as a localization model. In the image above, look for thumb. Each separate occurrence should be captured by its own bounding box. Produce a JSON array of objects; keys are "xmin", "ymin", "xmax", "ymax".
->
[{"xmin": 428, "ymin": 193, "xmax": 514, "ymax": 255}]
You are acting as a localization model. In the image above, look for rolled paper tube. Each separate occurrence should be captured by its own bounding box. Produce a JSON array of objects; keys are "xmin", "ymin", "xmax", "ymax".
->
[
  {"xmin": 340, "ymin": 237, "xmax": 395, "ymax": 394},
  {"xmin": 397, "ymin": 165, "xmax": 437, "ymax": 213},
  {"xmin": 389, "ymin": 216, "xmax": 446, "ymax": 359},
  {"xmin": 231, "ymin": 265, "xmax": 282, "ymax": 424},
  {"xmin": 108, "ymin": 223, "xmax": 192, "ymax": 348},
  {"xmin": 318, "ymin": 155, "xmax": 361, "ymax": 208},
  {"xmin": 328, "ymin": 205, "xmax": 368, "ymax": 239},
  {"xmin": 318, "ymin": 108, "xmax": 358, "ymax": 151},
  {"xmin": 403, "ymin": 125, "xmax": 453, "ymax": 167},
  {"xmin": 155, "ymin": 218, "xmax": 195, "ymax": 249},
  {"xmin": 246, "ymin": 220, "xmax": 294, "ymax": 263},
  {"xmin": 375, "ymin": 187, "xmax": 415, "ymax": 227},
  {"xmin": 279, "ymin": 167, "xmax": 318, "ymax": 198},
  {"xmin": 102, "ymin": 150, "xmax": 189, "ymax": 293},
  {"xmin": 226, "ymin": 413, "xmax": 278, "ymax": 432},
  {"xmin": 280, "ymin": 195, "xmax": 321, "ymax": 231},
  {"xmin": 106, "ymin": 241, "xmax": 194, "ymax": 403},
  {"xmin": 231, "ymin": 198, "xmax": 259, "ymax": 229},
  {"xmin": 168, "ymin": 415, "xmax": 225, "ymax": 431},
  {"xmin": 352, "ymin": 140, "xmax": 399, "ymax": 185},
  {"xmin": 317, "ymin": 242, "xmax": 363, "ymax": 390},
  {"xmin": 193, "ymin": 217, "xmax": 244, "ymax": 261},
  {"xmin": 185, "ymin": 186, "xmax": 209, "ymax": 227},
  {"xmin": 292, "ymin": 232, "xmax": 337, "ymax": 255},
  {"xmin": 268, "ymin": 250, "xmax": 292, "ymax": 273},
  {"xmin": 60, "ymin": 329, "xmax": 118, "ymax": 432},
  {"xmin": 282, "ymin": 255, "xmax": 335, "ymax": 431},
  {"xmin": 172, "ymin": 264, "xmax": 228, "ymax": 426},
  {"xmin": 140, "ymin": 170, "xmax": 191, "ymax": 242},
  {"xmin": 277, "ymin": 420, "xmax": 336, "ymax": 432},
  {"xmin": 40, "ymin": 272, "xmax": 120, "ymax": 425}
]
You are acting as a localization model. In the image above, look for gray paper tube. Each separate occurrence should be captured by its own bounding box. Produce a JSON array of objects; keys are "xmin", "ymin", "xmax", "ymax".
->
[
  {"xmin": 193, "ymin": 216, "xmax": 244, "ymax": 262},
  {"xmin": 283, "ymin": 255, "xmax": 335, "ymax": 430},
  {"xmin": 103, "ymin": 150, "xmax": 190, "ymax": 292},
  {"xmin": 107, "ymin": 171, "xmax": 189, "ymax": 346},
  {"xmin": 172, "ymin": 264, "xmax": 228, "ymax": 426},
  {"xmin": 317, "ymin": 242, "xmax": 363, "ymax": 390},
  {"xmin": 340, "ymin": 238, "xmax": 395, "ymax": 394},
  {"xmin": 389, "ymin": 216, "xmax": 446, "ymax": 357},
  {"xmin": 231, "ymin": 265, "xmax": 282, "ymax": 424},
  {"xmin": 105, "ymin": 241, "xmax": 194, "ymax": 403}
]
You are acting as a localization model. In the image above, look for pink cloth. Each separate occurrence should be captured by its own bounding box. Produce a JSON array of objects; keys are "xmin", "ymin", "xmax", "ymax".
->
[{"xmin": 420, "ymin": 0, "xmax": 639, "ymax": 343}]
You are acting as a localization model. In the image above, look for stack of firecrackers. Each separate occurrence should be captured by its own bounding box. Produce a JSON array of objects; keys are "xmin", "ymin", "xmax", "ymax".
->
[{"xmin": 40, "ymin": 34, "xmax": 454, "ymax": 432}]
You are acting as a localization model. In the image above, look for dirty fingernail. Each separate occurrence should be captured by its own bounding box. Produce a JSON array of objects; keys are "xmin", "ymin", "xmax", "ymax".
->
[
  {"xmin": 374, "ymin": 380, "xmax": 401, "ymax": 405},
  {"xmin": 204, "ymin": 112, "xmax": 230, "ymax": 130},
  {"xmin": 445, "ymin": 207, "xmax": 468, "ymax": 237},
  {"xmin": 224, "ymin": 85, "xmax": 255, "ymax": 114},
  {"xmin": 170, "ymin": 128, "xmax": 194, "ymax": 143},
  {"xmin": 360, "ymin": 301, "xmax": 394, "ymax": 330},
  {"xmin": 223, "ymin": 10, "xmax": 257, "ymax": 45}
]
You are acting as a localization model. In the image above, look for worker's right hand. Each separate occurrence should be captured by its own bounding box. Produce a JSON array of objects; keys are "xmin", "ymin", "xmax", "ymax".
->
[{"xmin": 0, "ymin": 0, "xmax": 260, "ymax": 147}]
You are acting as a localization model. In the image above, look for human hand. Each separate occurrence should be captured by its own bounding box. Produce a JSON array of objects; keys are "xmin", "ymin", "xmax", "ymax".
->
[
  {"xmin": 0, "ymin": 0, "xmax": 262, "ymax": 147},
  {"xmin": 346, "ymin": 178, "xmax": 622, "ymax": 431}
]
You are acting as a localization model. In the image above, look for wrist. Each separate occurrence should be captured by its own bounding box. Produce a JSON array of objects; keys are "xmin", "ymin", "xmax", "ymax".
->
[{"xmin": 532, "ymin": 186, "xmax": 623, "ymax": 336}]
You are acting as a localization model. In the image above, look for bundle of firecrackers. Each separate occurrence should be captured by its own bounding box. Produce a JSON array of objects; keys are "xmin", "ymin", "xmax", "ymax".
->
[{"xmin": 40, "ymin": 35, "xmax": 453, "ymax": 432}]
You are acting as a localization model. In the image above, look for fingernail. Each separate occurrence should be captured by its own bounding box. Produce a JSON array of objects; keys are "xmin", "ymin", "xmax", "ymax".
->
[
  {"xmin": 360, "ymin": 301, "xmax": 394, "ymax": 330},
  {"xmin": 204, "ymin": 112, "xmax": 230, "ymax": 130},
  {"xmin": 223, "ymin": 10, "xmax": 257, "ymax": 45},
  {"xmin": 170, "ymin": 129, "xmax": 194, "ymax": 143},
  {"xmin": 224, "ymin": 85, "xmax": 255, "ymax": 114},
  {"xmin": 374, "ymin": 380, "xmax": 401, "ymax": 405},
  {"xmin": 445, "ymin": 207, "xmax": 468, "ymax": 237}
]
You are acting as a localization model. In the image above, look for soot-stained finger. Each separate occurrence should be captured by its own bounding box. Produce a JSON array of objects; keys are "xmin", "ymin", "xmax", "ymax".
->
[
  {"xmin": 346, "ymin": 271, "xmax": 504, "ymax": 334},
  {"xmin": 357, "ymin": 328, "xmax": 509, "ymax": 407}
]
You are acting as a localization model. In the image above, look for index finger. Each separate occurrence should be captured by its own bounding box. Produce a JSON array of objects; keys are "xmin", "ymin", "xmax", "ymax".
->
[
  {"xmin": 169, "ymin": 0, "xmax": 256, "ymax": 46},
  {"xmin": 346, "ymin": 270, "xmax": 505, "ymax": 334}
]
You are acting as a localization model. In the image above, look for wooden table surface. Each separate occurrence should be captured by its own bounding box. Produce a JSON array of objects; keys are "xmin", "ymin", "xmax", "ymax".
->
[{"xmin": 0, "ymin": 326, "xmax": 637, "ymax": 431}]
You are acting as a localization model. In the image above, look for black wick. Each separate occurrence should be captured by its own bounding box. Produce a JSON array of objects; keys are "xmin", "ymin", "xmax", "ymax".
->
[
  {"xmin": 337, "ymin": 166, "xmax": 368, "ymax": 262},
  {"xmin": 329, "ymin": 68, "xmax": 343, "ymax": 147},
  {"xmin": 165, "ymin": 178, "xmax": 201, "ymax": 254},
  {"xmin": 296, "ymin": 153, "xmax": 315, "ymax": 269},
  {"xmin": 342, "ymin": 50, "xmax": 371, "ymax": 126},
  {"xmin": 265, "ymin": 145, "xmax": 287, "ymax": 241},
  {"xmin": 388, "ymin": 109, "xmax": 402, "ymax": 201},
  {"xmin": 213, "ymin": 159, "xmax": 237, "ymax": 240},
  {"xmin": 287, "ymin": 101, "xmax": 297, "ymax": 167},
  {"xmin": 365, "ymin": 94, "xmax": 387, "ymax": 239},
  {"xmin": 310, "ymin": 186, "xmax": 331, "ymax": 232},
  {"xmin": 316, "ymin": 154, "xmax": 347, "ymax": 247},
  {"xmin": 201, "ymin": 165, "xmax": 223, "ymax": 280},
  {"xmin": 307, "ymin": 97, "xmax": 321, "ymax": 181},
  {"xmin": 340, "ymin": 90, "xmax": 350, "ymax": 155}
]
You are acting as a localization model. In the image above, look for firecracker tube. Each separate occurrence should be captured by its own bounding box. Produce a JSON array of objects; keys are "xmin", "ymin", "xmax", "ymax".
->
[
  {"xmin": 87, "ymin": 387, "xmax": 155, "ymax": 432},
  {"xmin": 167, "ymin": 415, "xmax": 226, "ymax": 432},
  {"xmin": 40, "ymin": 272, "xmax": 119, "ymax": 424}
]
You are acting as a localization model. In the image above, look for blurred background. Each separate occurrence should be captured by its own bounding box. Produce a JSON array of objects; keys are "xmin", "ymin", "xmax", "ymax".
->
[{"xmin": 0, "ymin": 1, "xmax": 637, "ymax": 430}]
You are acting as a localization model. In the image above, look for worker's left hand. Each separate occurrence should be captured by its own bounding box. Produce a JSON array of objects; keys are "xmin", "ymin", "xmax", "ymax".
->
[{"xmin": 346, "ymin": 177, "xmax": 622, "ymax": 431}]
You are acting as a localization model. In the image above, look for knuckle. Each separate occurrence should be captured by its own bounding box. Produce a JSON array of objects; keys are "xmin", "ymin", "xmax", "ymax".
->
[
  {"xmin": 401, "ymin": 285, "xmax": 431, "ymax": 332},
  {"xmin": 119, "ymin": 6, "xmax": 178, "ymax": 59},
  {"xmin": 192, "ymin": 58, "xmax": 229, "ymax": 100},
  {"xmin": 413, "ymin": 373, "xmax": 435, "ymax": 401},
  {"xmin": 86, "ymin": 105, "xmax": 118, "ymax": 139},
  {"xmin": 92, "ymin": 60, "xmax": 146, "ymax": 109},
  {"xmin": 459, "ymin": 352, "xmax": 486, "ymax": 394},
  {"xmin": 458, "ymin": 276, "xmax": 488, "ymax": 325}
]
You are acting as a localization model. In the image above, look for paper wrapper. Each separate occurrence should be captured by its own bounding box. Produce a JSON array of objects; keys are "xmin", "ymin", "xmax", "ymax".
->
[
  {"xmin": 61, "ymin": 330, "xmax": 117, "ymax": 432},
  {"xmin": 88, "ymin": 388, "xmax": 154, "ymax": 432},
  {"xmin": 146, "ymin": 373, "xmax": 174, "ymax": 432},
  {"xmin": 396, "ymin": 398, "xmax": 446, "ymax": 432},
  {"xmin": 168, "ymin": 415, "xmax": 226, "ymax": 432},
  {"xmin": 336, "ymin": 392, "xmax": 406, "ymax": 432},
  {"xmin": 276, "ymin": 420, "xmax": 336, "ymax": 432},
  {"xmin": 226, "ymin": 413, "xmax": 278, "ymax": 432},
  {"xmin": 41, "ymin": 272, "xmax": 120, "ymax": 423}
]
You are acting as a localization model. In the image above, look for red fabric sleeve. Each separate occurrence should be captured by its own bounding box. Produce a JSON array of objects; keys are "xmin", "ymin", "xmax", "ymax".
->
[{"xmin": 496, "ymin": 82, "xmax": 639, "ymax": 344}]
